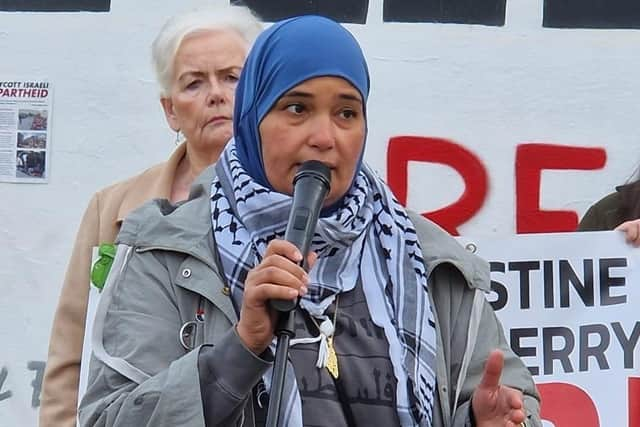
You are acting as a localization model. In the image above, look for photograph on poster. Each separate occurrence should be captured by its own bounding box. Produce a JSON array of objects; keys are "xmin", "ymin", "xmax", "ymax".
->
[
  {"xmin": 17, "ymin": 132, "xmax": 46, "ymax": 149},
  {"xmin": 18, "ymin": 109, "xmax": 48, "ymax": 131},
  {"xmin": 15, "ymin": 150, "xmax": 45, "ymax": 178}
]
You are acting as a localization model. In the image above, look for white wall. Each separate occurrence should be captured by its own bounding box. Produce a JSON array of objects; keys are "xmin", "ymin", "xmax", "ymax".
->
[
  {"xmin": 0, "ymin": 1, "xmax": 223, "ymax": 424},
  {"xmin": 1, "ymin": 0, "xmax": 639, "ymax": 425}
]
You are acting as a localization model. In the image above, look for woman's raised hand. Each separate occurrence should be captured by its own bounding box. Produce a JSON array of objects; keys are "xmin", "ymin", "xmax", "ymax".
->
[
  {"xmin": 236, "ymin": 239, "xmax": 315, "ymax": 354},
  {"xmin": 472, "ymin": 350, "xmax": 527, "ymax": 427}
]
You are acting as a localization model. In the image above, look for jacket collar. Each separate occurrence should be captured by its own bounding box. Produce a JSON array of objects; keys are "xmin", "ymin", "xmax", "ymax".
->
[
  {"xmin": 116, "ymin": 163, "xmax": 218, "ymax": 270},
  {"xmin": 116, "ymin": 142, "xmax": 187, "ymax": 224},
  {"xmin": 408, "ymin": 211, "xmax": 490, "ymax": 292},
  {"xmin": 115, "ymin": 165, "xmax": 238, "ymax": 318}
]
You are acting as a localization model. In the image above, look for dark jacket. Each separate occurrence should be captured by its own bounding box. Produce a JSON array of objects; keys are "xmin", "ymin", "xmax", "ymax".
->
[{"xmin": 579, "ymin": 183, "xmax": 640, "ymax": 231}]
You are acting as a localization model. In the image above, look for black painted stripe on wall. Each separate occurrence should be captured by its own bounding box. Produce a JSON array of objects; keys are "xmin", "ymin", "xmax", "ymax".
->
[
  {"xmin": 383, "ymin": 0, "xmax": 506, "ymax": 25},
  {"xmin": 0, "ymin": 0, "xmax": 109, "ymax": 12},
  {"xmin": 544, "ymin": 0, "xmax": 640, "ymax": 29},
  {"xmin": 231, "ymin": 0, "xmax": 369, "ymax": 24}
]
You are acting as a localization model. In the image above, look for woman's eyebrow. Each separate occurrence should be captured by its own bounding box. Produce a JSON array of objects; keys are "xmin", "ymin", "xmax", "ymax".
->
[
  {"xmin": 281, "ymin": 91, "xmax": 362, "ymax": 103},
  {"xmin": 216, "ymin": 65, "xmax": 242, "ymax": 74},
  {"xmin": 177, "ymin": 70, "xmax": 204, "ymax": 81},
  {"xmin": 281, "ymin": 90, "xmax": 312, "ymax": 99},
  {"xmin": 338, "ymin": 93, "xmax": 362, "ymax": 103}
]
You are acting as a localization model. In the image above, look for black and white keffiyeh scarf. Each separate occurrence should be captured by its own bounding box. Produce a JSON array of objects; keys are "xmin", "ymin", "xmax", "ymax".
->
[{"xmin": 210, "ymin": 143, "xmax": 437, "ymax": 426}]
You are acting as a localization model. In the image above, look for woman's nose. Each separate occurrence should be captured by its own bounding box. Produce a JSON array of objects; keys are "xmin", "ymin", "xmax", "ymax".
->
[
  {"xmin": 308, "ymin": 115, "xmax": 336, "ymax": 150},
  {"xmin": 206, "ymin": 79, "xmax": 226, "ymax": 106}
]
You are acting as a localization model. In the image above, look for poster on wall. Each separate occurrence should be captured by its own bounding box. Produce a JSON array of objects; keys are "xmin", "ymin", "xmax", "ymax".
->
[{"xmin": 0, "ymin": 79, "xmax": 52, "ymax": 183}]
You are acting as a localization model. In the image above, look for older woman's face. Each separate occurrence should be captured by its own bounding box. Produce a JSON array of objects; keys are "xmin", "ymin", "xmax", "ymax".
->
[
  {"xmin": 161, "ymin": 29, "xmax": 247, "ymax": 157},
  {"xmin": 259, "ymin": 77, "xmax": 365, "ymax": 206}
]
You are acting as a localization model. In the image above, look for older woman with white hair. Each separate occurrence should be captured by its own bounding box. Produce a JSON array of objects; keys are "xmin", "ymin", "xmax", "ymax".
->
[{"xmin": 39, "ymin": 5, "xmax": 262, "ymax": 427}]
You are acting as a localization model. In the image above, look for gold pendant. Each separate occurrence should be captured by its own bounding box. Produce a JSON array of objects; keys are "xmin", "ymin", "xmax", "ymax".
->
[{"xmin": 326, "ymin": 336, "xmax": 339, "ymax": 379}]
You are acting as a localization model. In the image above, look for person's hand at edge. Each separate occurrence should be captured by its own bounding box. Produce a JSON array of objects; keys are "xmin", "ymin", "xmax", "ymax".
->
[
  {"xmin": 615, "ymin": 219, "xmax": 640, "ymax": 247},
  {"xmin": 472, "ymin": 350, "xmax": 526, "ymax": 427}
]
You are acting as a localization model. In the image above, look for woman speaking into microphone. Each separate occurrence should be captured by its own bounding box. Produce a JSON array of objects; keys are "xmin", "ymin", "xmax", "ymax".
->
[{"xmin": 79, "ymin": 15, "xmax": 540, "ymax": 427}]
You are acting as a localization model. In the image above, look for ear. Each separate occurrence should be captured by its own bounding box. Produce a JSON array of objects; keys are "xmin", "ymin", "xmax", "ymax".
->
[{"xmin": 160, "ymin": 97, "xmax": 180, "ymax": 131}]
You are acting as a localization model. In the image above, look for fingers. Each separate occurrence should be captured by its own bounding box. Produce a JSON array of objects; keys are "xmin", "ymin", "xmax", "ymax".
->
[
  {"xmin": 507, "ymin": 387, "xmax": 524, "ymax": 410},
  {"xmin": 473, "ymin": 351, "xmax": 526, "ymax": 425},
  {"xmin": 306, "ymin": 251, "xmax": 318, "ymax": 270},
  {"xmin": 504, "ymin": 386, "xmax": 525, "ymax": 423},
  {"xmin": 246, "ymin": 240, "xmax": 319, "ymax": 301},
  {"xmin": 263, "ymin": 239, "xmax": 304, "ymax": 263},
  {"xmin": 263, "ymin": 239, "xmax": 318, "ymax": 269},
  {"xmin": 616, "ymin": 220, "xmax": 640, "ymax": 247},
  {"xmin": 249, "ymin": 257, "xmax": 309, "ymax": 294},
  {"xmin": 252, "ymin": 240, "xmax": 308, "ymax": 288},
  {"xmin": 247, "ymin": 283, "xmax": 299, "ymax": 302},
  {"xmin": 479, "ymin": 349, "xmax": 504, "ymax": 391},
  {"xmin": 507, "ymin": 407, "xmax": 526, "ymax": 425}
]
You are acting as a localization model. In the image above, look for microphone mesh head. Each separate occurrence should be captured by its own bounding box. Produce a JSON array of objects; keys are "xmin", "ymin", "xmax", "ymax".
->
[{"xmin": 294, "ymin": 160, "xmax": 331, "ymax": 189}]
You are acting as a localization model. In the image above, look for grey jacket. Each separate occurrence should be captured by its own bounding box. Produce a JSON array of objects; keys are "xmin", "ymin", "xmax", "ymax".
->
[{"xmin": 78, "ymin": 166, "xmax": 541, "ymax": 427}]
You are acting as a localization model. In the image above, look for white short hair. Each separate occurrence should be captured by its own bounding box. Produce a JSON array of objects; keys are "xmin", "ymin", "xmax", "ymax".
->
[{"xmin": 151, "ymin": 4, "xmax": 262, "ymax": 96}]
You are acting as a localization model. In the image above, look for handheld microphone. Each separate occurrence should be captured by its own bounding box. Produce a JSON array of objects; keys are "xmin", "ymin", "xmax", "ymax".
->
[{"xmin": 270, "ymin": 160, "xmax": 331, "ymax": 312}]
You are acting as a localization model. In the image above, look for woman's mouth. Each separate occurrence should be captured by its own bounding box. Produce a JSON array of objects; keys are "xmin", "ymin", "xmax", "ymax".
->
[
  {"xmin": 206, "ymin": 116, "xmax": 230, "ymax": 126},
  {"xmin": 295, "ymin": 161, "xmax": 336, "ymax": 170}
]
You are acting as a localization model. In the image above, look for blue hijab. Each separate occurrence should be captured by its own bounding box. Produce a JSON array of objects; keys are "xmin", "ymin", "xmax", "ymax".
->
[{"xmin": 233, "ymin": 15, "xmax": 370, "ymax": 190}]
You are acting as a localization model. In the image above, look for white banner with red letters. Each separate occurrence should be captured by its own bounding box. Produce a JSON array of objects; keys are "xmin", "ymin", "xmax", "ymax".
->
[{"xmin": 458, "ymin": 230, "xmax": 640, "ymax": 426}]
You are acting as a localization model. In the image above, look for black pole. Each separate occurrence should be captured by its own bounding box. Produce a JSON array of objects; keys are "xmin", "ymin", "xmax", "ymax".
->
[{"xmin": 265, "ymin": 310, "xmax": 296, "ymax": 427}]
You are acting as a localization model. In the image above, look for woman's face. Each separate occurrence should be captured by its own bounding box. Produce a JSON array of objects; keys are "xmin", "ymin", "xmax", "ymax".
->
[
  {"xmin": 259, "ymin": 76, "xmax": 365, "ymax": 206},
  {"xmin": 161, "ymin": 29, "xmax": 247, "ymax": 158}
]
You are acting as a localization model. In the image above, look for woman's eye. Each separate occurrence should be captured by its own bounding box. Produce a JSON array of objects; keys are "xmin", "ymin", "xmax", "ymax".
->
[
  {"xmin": 285, "ymin": 104, "xmax": 305, "ymax": 114},
  {"xmin": 339, "ymin": 109, "xmax": 357, "ymax": 119},
  {"xmin": 225, "ymin": 74, "xmax": 239, "ymax": 83},
  {"xmin": 186, "ymin": 80, "xmax": 201, "ymax": 90}
]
